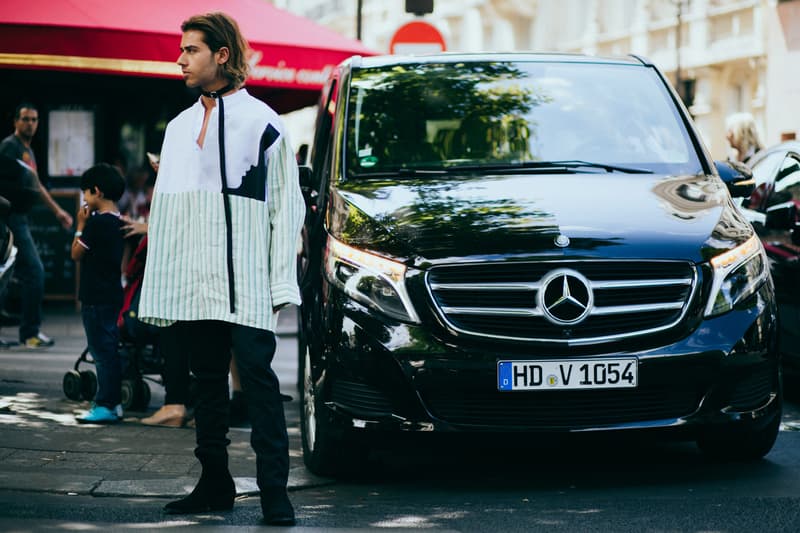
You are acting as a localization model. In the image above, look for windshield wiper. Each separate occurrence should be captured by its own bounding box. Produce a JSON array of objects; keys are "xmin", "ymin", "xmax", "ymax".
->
[
  {"xmin": 349, "ymin": 168, "xmax": 449, "ymax": 179},
  {"xmin": 349, "ymin": 160, "xmax": 654, "ymax": 179},
  {"xmin": 549, "ymin": 160, "xmax": 654, "ymax": 174},
  {"xmin": 450, "ymin": 160, "xmax": 654, "ymax": 174}
]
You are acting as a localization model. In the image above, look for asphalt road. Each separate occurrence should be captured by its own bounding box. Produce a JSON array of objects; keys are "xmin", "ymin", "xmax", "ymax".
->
[
  {"xmin": 1, "ymin": 304, "xmax": 800, "ymax": 531},
  {"xmin": 2, "ymin": 432, "xmax": 800, "ymax": 531}
]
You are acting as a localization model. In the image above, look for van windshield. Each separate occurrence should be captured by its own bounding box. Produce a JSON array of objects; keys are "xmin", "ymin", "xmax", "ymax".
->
[{"xmin": 344, "ymin": 60, "xmax": 703, "ymax": 178}]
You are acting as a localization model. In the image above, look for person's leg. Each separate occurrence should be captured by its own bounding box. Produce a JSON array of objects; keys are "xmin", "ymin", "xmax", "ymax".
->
[
  {"xmin": 7, "ymin": 214, "xmax": 45, "ymax": 344},
  {"xmin": 164, "ymin": 320, "xmax": 235, "ymax": 514},
  {"xmin": 78, "ymin": 305, "xmax": 121, "ymax": 423},
  {"xmin": 141, "ymin": 323, "xmax": 190, "ymax": 426},
  {"xmin": 231, "ymin": 325, "xmax": 294, "ymax": 525}
]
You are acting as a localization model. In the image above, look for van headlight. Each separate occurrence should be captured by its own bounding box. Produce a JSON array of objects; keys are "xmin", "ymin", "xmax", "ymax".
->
[
  {"xmin": 324, "ymin": 235, "xmax": 420, "ymax": 323},
  {"xmin": 704, "ymin": 234, "xmax": 769, "ymax": 317}
]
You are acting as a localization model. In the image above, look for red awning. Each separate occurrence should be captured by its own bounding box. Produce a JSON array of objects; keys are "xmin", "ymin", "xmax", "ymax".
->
[{"xmin": 0, "ymin": 0, "xmax": 372, "ymax": 100}]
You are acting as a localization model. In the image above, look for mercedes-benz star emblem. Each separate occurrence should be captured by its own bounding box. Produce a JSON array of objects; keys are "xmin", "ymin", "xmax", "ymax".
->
[
  {"xmin": 554, "ymin": 234, "xmax": 570, "ymax": 248},
  {"xmin": 537, "ymin": 269, "xmax": 594, "ymax": 325}
]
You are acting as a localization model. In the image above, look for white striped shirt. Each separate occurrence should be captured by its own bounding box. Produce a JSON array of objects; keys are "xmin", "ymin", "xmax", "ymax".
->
[{"xmin": 138, "ymin": 89, "xmax": 305, "ymax": 331}]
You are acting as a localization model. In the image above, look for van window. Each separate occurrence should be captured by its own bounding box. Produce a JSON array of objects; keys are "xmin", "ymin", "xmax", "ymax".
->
[{"xmin": 344, "ymin": 61, "xmax": 702, "ymax": 177}]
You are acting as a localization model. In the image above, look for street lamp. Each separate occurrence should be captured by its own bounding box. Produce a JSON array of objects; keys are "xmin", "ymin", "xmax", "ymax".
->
[
  {"xmin": 357, "ymin": 0, "xmax": 363, "ymax": 40},
  {"xmin": 673, "ymin": 0, "xmax": 692, "ymax": 105}
]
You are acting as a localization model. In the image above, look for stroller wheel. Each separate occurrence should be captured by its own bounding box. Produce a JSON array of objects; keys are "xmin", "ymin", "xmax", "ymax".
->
[
  {"xmin": 63, "ymin": 371, "xmax": 83, "ymax": 401},
  {"xmin": 135, "ymin": 380, "xmax": 151, "ymax": 411},
  {"xmin": 80, "ymin": 371, "xmax": 97, "ymax": 402},
  {"xmin": 120, "ymin": 379, "xmax": 136, "ymax": 410}
]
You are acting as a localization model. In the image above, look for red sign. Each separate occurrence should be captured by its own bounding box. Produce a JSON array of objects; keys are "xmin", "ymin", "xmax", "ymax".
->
[{"xmin": 389, "ymin": 20, "xmax": 446, "ymax": 55}]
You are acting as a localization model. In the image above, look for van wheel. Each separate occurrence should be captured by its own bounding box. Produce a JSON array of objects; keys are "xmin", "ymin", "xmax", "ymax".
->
[
  {"xmin": 300, "ymin": 347, "xmax": 365, "ymax": 477},
  {"xmin": 296, "ymin": 308, "xmax": 306, "ymax": 393},
  {"xmin": 697, "ymin": 408, "xmax": 781, "ymax": 461}
]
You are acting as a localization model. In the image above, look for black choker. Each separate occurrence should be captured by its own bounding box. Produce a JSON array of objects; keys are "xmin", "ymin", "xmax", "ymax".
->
[
  {"xmin": 201, "ymin": 84, "xmax": 234, "ymax": 98},
  {"xmin": 202, "ymin": 81, "xmax": 237, "ymax": 313}
]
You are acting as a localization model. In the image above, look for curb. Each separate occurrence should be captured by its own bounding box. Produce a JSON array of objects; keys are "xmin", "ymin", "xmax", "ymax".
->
[{"xmin": 0, "ymin": 467, "xmax": 334, "ymax": 498}]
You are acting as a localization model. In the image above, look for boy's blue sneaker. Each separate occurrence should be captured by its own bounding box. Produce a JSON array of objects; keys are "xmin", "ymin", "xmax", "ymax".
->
[{"xmin": 77, "ymin": 404, "xmax": 120, "ymax": 424}]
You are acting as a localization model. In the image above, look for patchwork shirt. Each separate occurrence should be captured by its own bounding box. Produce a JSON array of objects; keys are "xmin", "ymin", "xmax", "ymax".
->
[{"xmin": 139, "ymin": 89, "xmax": 305, "ymax": 331}]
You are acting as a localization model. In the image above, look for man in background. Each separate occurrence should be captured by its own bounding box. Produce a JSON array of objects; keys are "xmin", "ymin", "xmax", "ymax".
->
[{"xmin": 0, "ymin": 103, "xmax": 74, "ymax": 348}]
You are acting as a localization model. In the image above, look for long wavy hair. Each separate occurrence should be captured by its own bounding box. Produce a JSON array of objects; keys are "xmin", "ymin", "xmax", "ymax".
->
[
  {"xmin": 181, "ymin": 12, "xmax": 250, "ymax": 87},
  {"xmin": 726, "ymin": 112, "xmax": 764, "ymax": 159}
]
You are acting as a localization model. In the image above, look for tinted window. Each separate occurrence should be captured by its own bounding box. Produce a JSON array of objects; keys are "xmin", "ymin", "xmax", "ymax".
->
[
  {"xmin": 746, "ymin": 151, "xmax": 784, "ymax": 211},
  {"xmin": 345, "ymin": 61, "xmax": 702, "ymax": 177},
  {"xmin": 768, "ymin": 155, "xmax": 800, "ymax": 208}
]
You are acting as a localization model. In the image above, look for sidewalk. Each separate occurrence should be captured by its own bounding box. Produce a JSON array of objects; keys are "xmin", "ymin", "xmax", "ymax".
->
[{"xmin": 0, "ymin": 303, "xmax": 332, "ymax": 499}]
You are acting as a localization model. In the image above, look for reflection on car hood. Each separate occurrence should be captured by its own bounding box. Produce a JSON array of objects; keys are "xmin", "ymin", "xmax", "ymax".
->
[{"xmin": 329, "ymin": 173, "xmax": 750, "ymax": 265}]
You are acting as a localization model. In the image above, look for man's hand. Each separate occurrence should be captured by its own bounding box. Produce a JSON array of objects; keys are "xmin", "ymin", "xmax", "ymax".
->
[
  {"xmin": 56, "ymin": 208, "xmax": 73, "ymax": 229},
  {"xmin": 37, "ymin": 180, "xmax": 73, "ymax": 229},
  {"xmin": 120, "ymin": 215, "xmax": 148, "ymax": 238}
]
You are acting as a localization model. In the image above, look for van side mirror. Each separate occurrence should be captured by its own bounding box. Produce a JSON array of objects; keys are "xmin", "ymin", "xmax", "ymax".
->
[{"xmin": 715, "ymin": 160, "xmax": 755, "ymax": 198}]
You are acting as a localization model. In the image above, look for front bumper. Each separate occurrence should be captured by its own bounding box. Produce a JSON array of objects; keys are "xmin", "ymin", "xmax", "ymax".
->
[{"xmin": 315, "ymin": 282, "xmax": 780, "ymax": 436}]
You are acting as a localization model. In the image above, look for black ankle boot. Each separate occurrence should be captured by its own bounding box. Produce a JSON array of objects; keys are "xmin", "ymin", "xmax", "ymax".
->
[
  {"xmin": 260, "ymin": 487, "xmax": 295, "ymax": 526},
  {"xmin": 164, "ymin": 469, "xmax": 236, "ymax": 514}
]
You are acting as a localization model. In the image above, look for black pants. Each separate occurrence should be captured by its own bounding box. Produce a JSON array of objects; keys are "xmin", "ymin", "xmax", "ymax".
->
[
  {"xmin": 161, "ymin": 320, "xmax": 289, "ymax": 490},
  {"xmin": 158, "ymin": 327, "xmax": 190, "ymax": 406}
]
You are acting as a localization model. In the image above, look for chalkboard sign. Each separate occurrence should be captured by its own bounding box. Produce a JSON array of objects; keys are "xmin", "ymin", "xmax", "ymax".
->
[{"xmin": 28, "ymin": 188, "xmax": 80, "ymax": 302}]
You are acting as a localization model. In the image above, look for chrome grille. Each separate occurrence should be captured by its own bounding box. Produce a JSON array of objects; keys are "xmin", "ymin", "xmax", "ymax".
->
[{"xmin": 426, "ymin": 261, "xmax": 697, "ymax": 344}]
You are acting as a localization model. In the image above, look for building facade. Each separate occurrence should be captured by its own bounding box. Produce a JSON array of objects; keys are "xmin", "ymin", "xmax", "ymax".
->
[{"xmin": 275, "ymin": 0, "xmax": 800, "ymax": 160}]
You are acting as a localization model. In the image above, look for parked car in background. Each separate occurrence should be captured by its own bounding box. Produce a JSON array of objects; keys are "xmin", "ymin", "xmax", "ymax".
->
[
  {"xmin": 734, "ymin": 140, "xmax": 800, "ymax": 375},
  {"xmin": 297, "ymin": 53, "xmax": 781, "ymax": 476}
]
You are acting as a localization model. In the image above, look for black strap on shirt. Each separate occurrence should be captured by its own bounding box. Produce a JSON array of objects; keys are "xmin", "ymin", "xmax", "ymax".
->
[{"xmin": 204, "ymin": 83, "xmax": 237, "ymax": 313}]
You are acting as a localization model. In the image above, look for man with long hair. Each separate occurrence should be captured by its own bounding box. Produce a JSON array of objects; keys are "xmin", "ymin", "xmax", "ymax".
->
[{"xmin": 138, "ymin": 12, "xmax": 304, "ymax": 526}]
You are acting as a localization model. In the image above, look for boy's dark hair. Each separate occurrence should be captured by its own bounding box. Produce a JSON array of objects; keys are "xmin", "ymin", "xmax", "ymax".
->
[
  {"xmin": 80, "ymin": 163, "xmax": 125, "ymax": 202},
  {"xmin": 181, "ymin": 12, "xmax": 250, "ymax": 86}
]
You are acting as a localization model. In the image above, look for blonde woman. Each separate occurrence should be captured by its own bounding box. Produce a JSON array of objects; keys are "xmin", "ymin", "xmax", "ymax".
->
[{"xmin": 725, "ymin": 112, "xmax": 764, "ymax": 165}]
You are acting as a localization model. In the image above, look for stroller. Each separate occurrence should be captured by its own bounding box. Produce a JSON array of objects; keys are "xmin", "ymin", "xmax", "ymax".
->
[{"xmin": 62, "ymin": 235, "xmax": 163, "ymax": 410}]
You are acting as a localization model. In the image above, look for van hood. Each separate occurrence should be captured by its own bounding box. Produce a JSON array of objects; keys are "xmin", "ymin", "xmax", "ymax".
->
[{"xmin": 328, "ymin": 173, "xmax": 752, "ymax": 266}]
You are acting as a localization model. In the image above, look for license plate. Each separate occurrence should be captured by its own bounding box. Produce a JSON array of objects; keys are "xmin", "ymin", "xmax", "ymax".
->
[{"xmin": 497, "ymin": 358, "xmax": 638, "ymax": 391}]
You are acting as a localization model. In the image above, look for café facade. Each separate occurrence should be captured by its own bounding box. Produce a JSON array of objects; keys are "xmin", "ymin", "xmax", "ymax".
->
[
  {"xmin": 0, "ymin": 0, "xmax": 372, "ymax": 185},
  {"xmin": 0, "ymin": 0, "xmax": 372, "ymax": 301}
]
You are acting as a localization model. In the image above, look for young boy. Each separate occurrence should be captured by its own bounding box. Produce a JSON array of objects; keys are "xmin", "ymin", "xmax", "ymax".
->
[{"xmin": 72, "ymin": 163, "xmax": 126, "ymax": 424}]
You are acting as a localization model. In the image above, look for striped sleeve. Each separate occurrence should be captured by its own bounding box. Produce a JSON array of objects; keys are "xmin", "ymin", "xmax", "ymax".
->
[{"xmin": 266, "ymin": 135, "xmax": 305, "ymax": 308}]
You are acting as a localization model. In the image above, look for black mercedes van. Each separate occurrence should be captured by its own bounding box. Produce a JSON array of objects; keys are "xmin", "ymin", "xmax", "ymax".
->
[{"xmin": 296, "ymin": 53, "xmax": 781, "ymax": 475}]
